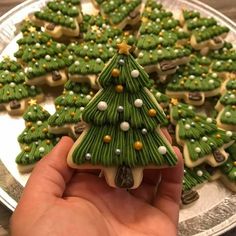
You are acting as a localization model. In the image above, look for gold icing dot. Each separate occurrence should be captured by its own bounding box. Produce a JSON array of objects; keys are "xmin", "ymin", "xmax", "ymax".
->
[
  {"xmin": 195, "ymin": 116, "xmax": 200, "ymax": 121},
  {"xmin": 134, "ymin": 141, "xmax": 143, "ymax": 151},
  {"xmin": 103, "ymin": 135, "xmax": 112, "ymax": 143},
  {"xmin": 31, "ymin": 127, "xmax": 35, "ymax": 131},
  {"xmin": 56, "ymin": 105, "xmax": 60, "ymax": 109},
  {"xmin": 24, "ymin": 146, "xmax": 31, "ymax": 152},
  {"xmin": 0, "ymin": 83, "xmax": 3, "ymax": 88},
  {"xmin": 26, "ymin": 122, "xmax": 32, "ymax": 128},
  {"xmin": 166, "ymin": 115, "xmax": 170, "ymax": 120},
  {"xmin": 89, "ymin": 91, "xmax": 94, "ymax": 96},
  {"xmin": 216, "ymin": 134, "xmax": 221, "ymax": 139},
  {"xmin": 7, "ymin": 91, "xmax": 10, "ymax": 95},
  {"xmin": 180, "ymin": 81, "xmax": 185, "ymax": 85},
  {"xmin": 84, "ymin": 56, "xmax": 89, "ymax": 61},
  {"xmin": 148, "ymin": 109, "xmax": 157, "ymax": 117},
  {"xmin": 43, "ymin": 128, "xmax": 48, "ymax": 133},
  {"xmin": 46, "ymin": 140, "xmax": 51, "ymax": 145},
  {"xmin": 115, "ymin": 85, "xmax": 124, "ymax": 93},
  {"xmin": 234, "ymin": 161, "xmax": 236, "ymax": 167},
  {"xmin": 43, "ymin": 64, "xmax": 47, "ymax": 68},
  {"xmin": 112, "ymin": 68, "xmax": 120, "ymax": 77},
  {"xmin": 70, "ymin": 112, "xmax": 75, "ymax": 117}
]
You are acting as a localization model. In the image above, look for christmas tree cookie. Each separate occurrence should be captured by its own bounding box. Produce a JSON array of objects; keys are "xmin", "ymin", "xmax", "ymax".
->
[
  {"xmin": 166, "ymin": 54, "xmax": 222, "ymax": 106},
  {"xmin": 48, "ymin": 81, "xmax": 94, "ymax": 139},
  {"xmin": 169, "ymin": 100, "xmax": 234, "ymax": 167},
  {"xmin": 92, "ymin": 0, "xmax": 142, "ymax": 29},
  {"xmin": 67, "ymin": 43, "xmax": 178, "ymax": 189},
  {"xmin": 215, "ymin": 79, "xmax": 236, "ymax": 131},
  {"xmin": 180, "ymin": 9, "xmax": 229, "ymax": 54},
  {"xmin": 136, "ymin": 0, "xmax": 191, "ymax": 79},
  {"xmin": 30, "ymin": 0, "xmax": 82, "ymax": 38},
  {"xmin": 181, "ymin": 166, "xmax": 210, "ymax": 205},
  {"xmin": 0, "ymin": 58, "xmax": 43, "ymax": 115},
  {"xmin": 207, "ymin": 142, "xmax": 236, "ymax": 192},
  {"xmin": 210, "ymin": 43, "xmax": 236, "ymax": 80},
  {"xmin": 67, "ymin": 41, "xmax": 114, "ymax": 89},
  {"xmin": 14, "ymin": 27, "xmax": 74, "ymax": 87},
  {"xmin": 16, "ymin": 100, "xmax": 60, "ymax": 173}
]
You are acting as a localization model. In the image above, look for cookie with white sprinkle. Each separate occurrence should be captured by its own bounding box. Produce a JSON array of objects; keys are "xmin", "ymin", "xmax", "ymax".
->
[{"xmin": 30, "ymin": 0, "xmax": 82, "ymax": 38}]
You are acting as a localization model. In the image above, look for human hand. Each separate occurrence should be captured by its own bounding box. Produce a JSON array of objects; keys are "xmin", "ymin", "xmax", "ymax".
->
[{"xmin": 11, "ymin": 134, "xmax": 183, "ymax": 236}]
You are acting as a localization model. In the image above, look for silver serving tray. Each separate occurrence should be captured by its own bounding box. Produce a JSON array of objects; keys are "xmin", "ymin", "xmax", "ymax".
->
[{"xmin": 0, "ymin": 0, "xmax": 235, "ymax": 235}]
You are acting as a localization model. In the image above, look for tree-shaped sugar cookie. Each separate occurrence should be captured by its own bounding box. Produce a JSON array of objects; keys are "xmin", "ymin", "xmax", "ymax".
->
[
  {"xmin": 30, "ymin": 0, "xmax": 82, "ymax": 38},
  {"xmin": 210, "ymin": 42, "xmax": 236, "ymax": 80},
  {"xmin": 215, "ymin": 78, "xmax": 236, "ymax": 131},
  {"xmin": 169, "ymin": 100, "xmax": 234, "ymax": 167},
  {"xmin": 136, "ymin": 0, "xmax": 191, "ymax": 81},
  {"xmin": 181, "ymin": 166, "xmax": 210, "ymax": 205},
  {"xmin": 16, "ymin": 100, "xmax": 60, "ymax": 173},
  {"xmin": 207, "ymin": 142, "xmax": 236, "ymax": 192},
  {"xmin": 93, "ymin": 0, "xmax": 142, "ymax": 29},
  {"xmin": 14, "ymin": 27, "xmax": 73, "ymax": 87},
  {"xmin": 0, "ymin": 58, "xmax": 43, "ymax": 115},
  {"xmin": 48, "ymin": 81, "xmax": 94, "ymax": 139},
  {"xmin": 180, "ymin": 9, "xmax": 229, "ymax": 54},
  {"xmin": 67, "ymin": 43, "xmax": 178, "ymax": 189},
  {"xmin": 166, "ymin": 54, "xmax": 222, "ymax": 106}
]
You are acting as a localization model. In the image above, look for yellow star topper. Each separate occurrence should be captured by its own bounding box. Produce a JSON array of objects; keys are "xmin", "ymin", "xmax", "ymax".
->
[
  {"xmin": 117, "ymin": 42, "xmax": 131, "ymax": 55},
  {"xmin": 170, "ymin": 98, "xmax": 179, "ymax": 106},
  {"xmin": 28, "ymin": 99, "xmax": 37, "ymax": 106},
  {"xmin": 28, "ymin": 26, "xmax": 36, "ymax": 33}
]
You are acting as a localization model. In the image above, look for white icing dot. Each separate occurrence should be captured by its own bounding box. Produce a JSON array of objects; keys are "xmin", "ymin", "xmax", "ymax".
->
[
  {"xmin": 80, "ymin": 107, "xmax": 84, "ymax": 111},
  {"xmin": 109, "ymin": 47, "xmax": 114, "ymax": 52},
  {"xmin": 188, "ymin": 106, "xmax": 193, "ymax": 110},
  {"xmin": 225, "ymin": 112, "xmax": 231, "ymax": 117},
  {"xmin": 197, "ymin": 170, "xmax": 203, "ymax": 177},
  {"xmin": 212, "ymin": 73, "xmax": 218, "ymax": 78},
  {"xmin": 157, "ymin": 49, "xmax": 162, "ymax": 54},
  {"xmin": 120, "ymin": 121, "xmax": 130, "ymax": 131},
  {"xmin": 230, "ymin": 94, "xmax": 235, "ymax": 98},
  {"xmin": 36, "ymin": 43, "xmax": 40, "ymax": 48},
  {"xmin": 69, "ymin": 55, "xmax": 73, "ymax": 60},
  {"xmin": 134, "ymin": 99, "xmax": 143, "ymax": 108},
  {"xmin": 37, "ymin": 121, "xmax": 42, "ymax": 126},
  {"xmin": 155, "ymin": 92, "xmax": 161, "ymax": 98},
  {"xmin": 85, "ymin": 153, "xmax": 92, "ymax": 160},
  {"xmin": 97, "ymin": 101, "xmax": 108, "ymax": 111},
  {"xmin": 216, "ymin": 61, "xmax": 221, "ymax": 66},
  {"xmin": 75, "ymin": 61, "xmax": 80, "ymax": 66},
  {"xmin": 45, "ymin": 55, "xmax": 51, "ymax": 61},
  {"xmin": 10, "ymin": 82, "xmax": 15, "ymax": 87},
  {"xmin": 83, "ymin": 45, "xmax": 88, "ymax": 50},
  {"xmin": 202, "ymin": 137, "xmax": 208, "ymax": 142},
  {"xmin": 96, "ymin": 58, "xmax": 102, "ymax": 64},
  {"xmin": 158, "ymin": 146, "xmax": 167, "ymax": 155},
  {"xmin": 195, "ymin": 147, "xmax": 201, "ymax": 153},
  {"xmin": 189, "ymin": 75, "xmax": 195, "ymax": 79},
  {"xmin": 30, "ymin": 85, "xmax": 35, "ymax": 90},
  {"xmin": 131, "ymin": 70, "xmax": 140, "ymax": 78},
  {"xmin": 139, "ymin": 52, "xmax": 144, "ymax": 58},
  {"xmin": 226, "ymin": 131, "xmax": 233, "ymax": 137},
  {"xmin": 206, "ymin": 118, "xmax": 213, "ymax": 123},
  {"xmin": 185, "ymin": 124, "xmax": 191, "ymax": 129},
  {"xmin": 209, "ymin": 79, "xmax": 214, "ymax": 84},
  {"xmin": 28, "ymin": 67, "xmax": 33, "ymax": 73},
  {"xmin": 39, "ymin": 147, "xmax": 45, "ymax": 153},
  {"xmin": 56, "ymin": 43, "xmax": 62, "ymax": 48}
]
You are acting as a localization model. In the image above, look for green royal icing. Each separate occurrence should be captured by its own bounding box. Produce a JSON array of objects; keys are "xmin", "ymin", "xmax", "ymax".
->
[
  {"xmin": 72, "ymin": 47, "xmax": 177, "ymax": 167},
  {"xmin": 183, "ymin": 166, "xmax": 210, "ymax": 191}
]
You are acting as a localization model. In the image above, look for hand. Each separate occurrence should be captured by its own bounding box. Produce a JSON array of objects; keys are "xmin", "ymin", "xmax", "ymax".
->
[{"xmin": 11, "ymin": 134, "xmax": 183, "ymax": 236}]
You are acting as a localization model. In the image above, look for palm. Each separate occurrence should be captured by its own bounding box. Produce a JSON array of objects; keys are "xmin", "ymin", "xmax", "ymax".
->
[{"xmin": 11, "ymin": 137, "xmax": 183, "ymax": 236}]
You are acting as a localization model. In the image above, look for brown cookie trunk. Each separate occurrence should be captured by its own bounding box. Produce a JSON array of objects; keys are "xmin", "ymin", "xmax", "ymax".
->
[
  {"xmin": 213, "ymin": 149, "xmax": 226, "ymax": 163},
  {"xmin": 74, "ymin": 121, "xmax": 87, "ymax": 135},
  {"xmin": 181, "ymin": 190, "xmax": 199, "ymax": 205},
  {"xmin": 52, "ymin": 71, "xmax": 62, "ymax": 81},
  {"xmin": 159, "ymin": 61, "xmax": 177, "ymax": 72},
  {"xmin": 46, "ymin": 23, "xmax": 56, "ymax": 31},
  {"xmin": 9, "ymin": 100, "xmax": 21, "ymax": 110},
  {"xmin": 188, "ymin": 92, "xmax": 202, "ymax": 101},
  {"xmin": 115, "ymin": 165, "xmax": 134, "ymax": 188}
]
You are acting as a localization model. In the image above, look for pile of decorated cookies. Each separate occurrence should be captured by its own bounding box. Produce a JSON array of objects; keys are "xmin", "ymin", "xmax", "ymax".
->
[{"xmin": 0, "ymin": 0, "xmax": 235, "ymax": 206}]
